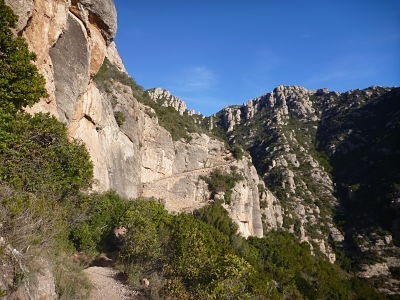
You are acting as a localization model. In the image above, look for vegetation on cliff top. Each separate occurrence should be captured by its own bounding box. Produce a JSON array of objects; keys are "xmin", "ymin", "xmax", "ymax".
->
[{"xmin": 94, "ymin": 58, "xmax": 208, "ymax": 141}]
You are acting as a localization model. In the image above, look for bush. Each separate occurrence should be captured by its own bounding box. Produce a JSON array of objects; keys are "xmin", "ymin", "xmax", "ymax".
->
[
  {"xmin": 0, "ymin": 0, "xmax": 47, "ymax": 112},
  {"xmin": 67, "ymin": 197, "xmax": 383, "ymax": 299},
  {"xmin": 71, "ymin": 192, "xmax": 127, "ymax": 256},
  {"xmin": 0, "ymin": 111, "xmax": 93, "ymax": 200},
  {"xmin": 200, "ymin": 169, "xmax": 243, "ymax": 204},
  {"xmin": 117, "ymin": 199, "xmax": 172, "ymax": 281},
  {"xmin": 0, "ymin": 111, "xmax": 93, "ymax": 298},
  {"xmin": 209, "ymin": 253, "xmax": 254, "ymax": 299},
  {"xmin": 194, "ymin": 202, "xmax": 238, "ymax": 238},
  {"xmin": 113, "ymin": 111, "xmax": 126, "ymax": 127},
  {"xmin": 232, "ymin": 146, "xmax": 244, "ymax": 160},
  {"xmin": 0, "ymin": 4, "xmax": 93, "ymax": 297}
]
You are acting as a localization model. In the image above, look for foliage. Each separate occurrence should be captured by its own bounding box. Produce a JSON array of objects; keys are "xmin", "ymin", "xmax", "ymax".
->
[
  {"xmin": 232, "ymin": 145, "xmax": 244, "ymax": 160},
  {"xmin": 200, "ymin": 168, "xmax": 243, "ymax": 204},
  {"xmin": 71, "ymin": 192, "xmax": 127, "ymax": 256},
  {"xmin": 194, "ymin": 202, "xmax": 238, "ymax": 238},
  {"xmin": 53, "ymin": 254, "xmax": 91, "ymax": 300},
  {"xmin": 209, "ymin": 253, "xmax": 255, "ymax": 299},
  {"xmin": 65, "ymin": 192, "xmax": 384, "ymax": 299},
  {"xmin": 0, "ymin": 111, "xmax": 93, "ymax": 200},
  {"xmin": 0, "ymin": 110, "xmax": 92, "ymax": 298},
  {"xmin": 71, "ymin": 194, "xmax": 379, "ymax": 299},
  {"xmin": 113, "ymin": 111, "xmax": 126, "ymax": 126},
  {"xmin": 248, "ymin": 231, "xmax": 383, "ymax": 299},
  {"xmin": 0, "ymin": 0, "xmax": 47, "ymax": 112},
  {"xmin": 118, "ymin": 198, "xmax": 171, "ymax": 271},
  {"xmin": 0, "ymin": 119, "xmax": 93, "ymax": 297}
]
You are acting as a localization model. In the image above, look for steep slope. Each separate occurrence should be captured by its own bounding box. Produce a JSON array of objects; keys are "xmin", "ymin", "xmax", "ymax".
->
[
  {"xmin": 5, "ymin": 0, "xmax": 282, "ymax": 238},
  {"xmin": 212, "ymin": 86, "xmax": 340, "ymax": 262},
  {"xmin": 212, "ymin": 85, "xmax": 400, "ymax": 293},
  {"xmin": 316, "ymin": 87, "xmax": 400, "ymax": 293}
]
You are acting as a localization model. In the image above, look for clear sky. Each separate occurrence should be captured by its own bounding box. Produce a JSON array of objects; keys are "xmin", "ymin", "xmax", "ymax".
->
[{"xmin": 114, "ymin": 0, "xmax": 400, "ymax": 116}]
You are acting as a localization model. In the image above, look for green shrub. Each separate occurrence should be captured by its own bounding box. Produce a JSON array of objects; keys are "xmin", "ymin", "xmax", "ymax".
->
[
  {"xmin": 67, "ymin": 197, "xmax": 382, "ymax": 299},
  {"xmin": 0, "ymin": 111, "xmax": 93, "ymax": 200},
  {"xmin": 194, "ymin": 202, "xmax": 238, "ymax": 238},
  {"xmin": 232, "ymin": 146, "xmax": 244, "ymax": 160},
  {"xmin": 0, "ymin": 0, "xmax": 47, "ymax": 112},
  {"xmin": 71, "ymin": 192, "xmax": 127, "ymax": 256},
  {"xmin": 0, "ymin": 111, "xmax": 93, "ymax": 297},
  {"xmin": 113, "ymin": 111, "xmax": 126, "ymax": 126},
  {"xmin": 167, "ymin": 214, "xmax": 230, "ymax": 294},
  {"xmin": 0, "ymin": 4, "xmax": 94, "ymax": 297},
  {"xmin": 209, "ymin": 253, "xmax": 254, "ymax": 299},
  {"xmin": 118, "ymin": 199, "xmax": 172, "ymax": 277},
  {"xmin": 200, "ymin": 169, "xmax": 243, "ymax": 204}
]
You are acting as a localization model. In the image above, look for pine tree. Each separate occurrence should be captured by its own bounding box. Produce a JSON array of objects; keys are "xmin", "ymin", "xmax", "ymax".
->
[{"xmin": 0, "ymin": 0, "xmax": 47, "ymax": 112}]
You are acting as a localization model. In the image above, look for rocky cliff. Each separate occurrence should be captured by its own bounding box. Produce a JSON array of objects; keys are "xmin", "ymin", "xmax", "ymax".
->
[
  {"xmin": 212, "ymin": 85, "xmax": 400, "ymax": 293},
  {"xmin": 5, "ymin": 0, "xmax": 278, "ymax": 240},
  {"xmin": 147, "ymin": 87, "xmax": 195, "ymax": 116}
]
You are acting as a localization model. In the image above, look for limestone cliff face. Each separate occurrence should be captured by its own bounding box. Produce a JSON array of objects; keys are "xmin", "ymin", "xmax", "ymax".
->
[
  {"xmin": 106, "ymin": 81, "xmax": 267, "ymax": 238},
  {"xmin": 6, "ymin": 0, "xmax": 272, "ymax": 239}
]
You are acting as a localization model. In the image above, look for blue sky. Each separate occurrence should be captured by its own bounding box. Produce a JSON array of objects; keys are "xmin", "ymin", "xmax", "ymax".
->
[{"xmin": 114, "ymin": 0, "xmax": 400, "ymax": 116}]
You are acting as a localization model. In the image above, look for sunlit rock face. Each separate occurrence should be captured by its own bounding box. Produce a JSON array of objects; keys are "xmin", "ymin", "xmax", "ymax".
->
[{"xmin": 6, "ymin": 0, "xmax": 276, "ymax": 240}]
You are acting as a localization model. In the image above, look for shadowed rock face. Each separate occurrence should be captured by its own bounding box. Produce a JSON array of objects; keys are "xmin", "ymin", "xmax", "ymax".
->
[
  {"xmin": 76, "ymin": 0, "xmax": 117, "ymax": 42},
  {"xmin": 50, "ymin": 13, "xmax": 90, "ymax": 123}
]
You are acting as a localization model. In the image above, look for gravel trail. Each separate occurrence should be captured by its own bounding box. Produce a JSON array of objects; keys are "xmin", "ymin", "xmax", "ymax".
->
[{"xmin": 84, "ymin": 266, "xmax": 138, "ymax": 300}]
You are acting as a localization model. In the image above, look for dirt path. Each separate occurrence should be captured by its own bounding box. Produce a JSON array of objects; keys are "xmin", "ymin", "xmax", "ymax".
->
[
  {"xmin": 140, "ymin": 161, "xmax": 235, "ymax": 212},
  {"xmin": 84, "ymin": 266, "xmax": 138, "ymax": 300},
  {"xmin": 142, "ymin": 161, "xmax": 234, "ymax": 186}
]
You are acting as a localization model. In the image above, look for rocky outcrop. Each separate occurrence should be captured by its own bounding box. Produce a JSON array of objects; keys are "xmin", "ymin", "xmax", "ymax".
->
[
  {"xmin": 106, "ymin": 42, "xmax": 127, "ymax": 73},
  {"xmin": 221, "ymin": 106, "xmax": 242, "ymax": 132},
  {"xmin": 73, "ymin": 0, "xmax": 117, "ymax": 43},
  {"xmin": 0, "ymin": 237, "xmax": 57, "ymax": 300},
  {"xmin": 147, "ymin": 87, "xmax": 195, "ymax": 116},
  {"xmin": 68, "ymin": 82, "xmax": 142, "ymax": 199},
  {"xmin": 114, "ymin": 81, "xmax": 266, "ymax": 237},
  {"xmin": 224, "ymin": 157, "xmax": 265, "ymax": 237},
  {"xmin": 260, "ymin": 188, "xmax": 284, "ymax": 231}
]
